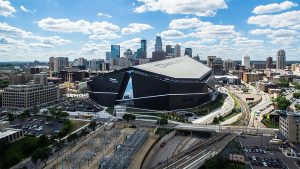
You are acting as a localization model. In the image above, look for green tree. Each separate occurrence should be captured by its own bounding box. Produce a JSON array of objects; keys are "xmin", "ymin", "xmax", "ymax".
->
[
  {"xmin": 7, "ymin": 113, "xmax": 14, "ymax": 121},
  {"xmin": 59, "ymin": 111, "xmax": 69, "ymax": 119},
  {"xmin": 31, "ymin": 147, "xmax": 51, "ymax": 165},
  {"xmin": 67, "ymin": 133, "xmax": 78, "ymax": 145},
  {"xmin": 295, "ymin": 104, "xmax": 300, "ymax": 110},
  {"xmin": 278, "ymin": 79, "xmax": 289, "ymax": 88},
  {"xmin": 273, "ymin": 96, "xmax": 291, "ymax": 110},
  {"xmin": 0, "ymin": 139, "xmax": 10, "ymax": 155},
  {"xmin": 22, "ymin": 142, "xmax": 37, "ymax": 155},
  {"xmin": 122, "ymin": 114, "xmax": 136, "ymax": 122},
  {"xmin": 42, "ymin": 110, "xmax": 48, "ymax": 116},
  {"xmin": 213, "ymin": 117, "xmax": 219, "ymax": 124},
  {"xmin": 156, "ymin": 118, "xmax": 168, "ymax": 128},
  {"xmin": 293, "ymin": 92, "xmax": 300, "ymax": 99},
  {"xmin": 37, "ymin": 135, "xmax": 51, "ymax": 147},
  {"xmin": 89, "ymin": 120, "xmax": 97, "ymax": 131},
  {"xmin": 242, "ymin": 87, "xmax": 249, "ymax": 93},
  {"xmin": 32, "ymin": 106, "xmax": 39, "ymax": 114}
]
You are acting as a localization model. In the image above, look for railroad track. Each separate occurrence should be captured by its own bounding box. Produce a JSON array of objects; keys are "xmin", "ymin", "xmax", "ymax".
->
[
  {"xmin": 230, "ymin": 92, "xmax": 251, "ymax": 126},
  {"xmin": 152, "ymin": 133, "xmax": 230, "ymax": 169}
]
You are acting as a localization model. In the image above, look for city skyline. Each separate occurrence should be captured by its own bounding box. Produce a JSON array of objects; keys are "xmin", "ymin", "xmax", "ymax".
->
[{"xmin": 1, "ymin": 0, "xmax": 300, "ymax": 61}]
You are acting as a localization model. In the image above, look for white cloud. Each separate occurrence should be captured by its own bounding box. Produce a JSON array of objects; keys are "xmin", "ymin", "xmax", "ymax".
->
[
  {"xmin": 249, "ymin": 28, "xmax": 299, "ymax": 45},
  {"xmin": 37, "ymin": 18, "xmax": 120, "ymax": 39},
  {"xmin": 0, "ymin": 22, "xmax": 71, "ymax": 51},
  {"xmin": 97, "ymin": 12, "xmax": 112, "ymax": 18},
  {"xmin": 90, "ymin": 21, "xmax": 120, "ymax": 39},
  {"xmin": 159, "ymin": 29, "xmax": 185, "ymax": 39},
  {"xmin": 168, "ymin": 17, "xmax": 239, "ymax": 41},
  {"xmin": 235, "ymin": 37, "xmax": 263, "ymax": 46},
  {"xmin": 29, "ymin": 43, "xmax": 53, "ymax": 48},
  {"xmin": 0, "ymin": 22, "xmax": 32, "ymax": 37},
  {"xmin": 289, "ymin": 24, "xmax": 300, "ymax": 30},
  {"xmin": 121, "ymin": 23, "xmax": 152, "ymax": 34},
  {"xmin": 271, "ymin": 37, "xmax": 297, "ymax": 46},
  {"xmin": 37, "ymin": 17, "xmax": 91, "ymax": 34},
  {"xmin": 80, "ymin": 42, "xmax": 110, "ymax": 55},
  {"xmin": 252, "ymin": 1, "xmax": 298, "ymax": 15},
  {"xmin": 134, "ymin": 0, "xmax": 227, "ymax": 17},
  {"xmin": 248, "ymin": 10, "xmax": 300, "ymax": 28},
  {"xmin": 20, "ymin": 5, "xmax": 28, "ymax": 13},
  {"xmin": 0, "ymin": 0, "xmax": 16, "ymax": 17},
  {"xmin": 169, "ymin": 18, "xmax": 210, "ymax": 29}
]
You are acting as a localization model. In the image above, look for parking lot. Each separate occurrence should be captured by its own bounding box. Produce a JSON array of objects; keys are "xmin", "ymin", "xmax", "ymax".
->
[
  {"xmin": 238, "ymin": 135, "xmax": 298, "ymax": 169},
  {"xmin": 11, "ymin": 115, "xmax": 63, "ymax": 137},
  {"xmin": 55, "ymin": 99, "xmax": 103, "ymax": 112}
]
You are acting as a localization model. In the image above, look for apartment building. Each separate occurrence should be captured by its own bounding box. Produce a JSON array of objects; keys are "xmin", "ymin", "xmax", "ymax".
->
[
  {"xmin": 2, "ymin": 83, "xmax": 59, "ymax": 110},
  {"xmin": 279, "ymin": 112, "xmax": 300, "ymax": 143},
  {"xmin": 242, "ymin": 72, "xmax": 263, "ymax": 83}
]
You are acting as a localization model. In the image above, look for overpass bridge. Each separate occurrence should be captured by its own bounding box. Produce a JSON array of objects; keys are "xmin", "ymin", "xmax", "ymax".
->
[{"xmin": 175, "ymin": 124, "xmax": 278, "ymax": 135}]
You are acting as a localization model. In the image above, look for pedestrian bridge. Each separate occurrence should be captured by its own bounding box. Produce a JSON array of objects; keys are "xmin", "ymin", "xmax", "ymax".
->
[{"xmin": 175, "ymin": 124, "xmax": 278, "ymax": 135}]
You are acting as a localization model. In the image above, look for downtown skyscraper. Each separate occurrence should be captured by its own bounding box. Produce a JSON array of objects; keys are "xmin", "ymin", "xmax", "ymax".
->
[
  {"xmin": 276, "ymin": 50, "xmax": 286, "ymax": 69},
  {"xmin": 155, "ymin": 36, "xmax": 162, "ymax": 51}
]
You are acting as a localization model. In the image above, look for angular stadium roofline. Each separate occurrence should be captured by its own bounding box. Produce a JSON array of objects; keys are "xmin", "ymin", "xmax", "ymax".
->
[
  {"xmin": 132, "ymin": 56, "xmax": 212, "ymax": 80},
  {"xmin": 90, "ymin": 56, "xmax": 213, "ymax": 82}
]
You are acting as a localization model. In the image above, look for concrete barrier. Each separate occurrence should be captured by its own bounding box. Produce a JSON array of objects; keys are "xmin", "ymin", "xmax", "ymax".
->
[{"xmin": 141, "ymin": 130, "xmax": 176, "ymax": 169}]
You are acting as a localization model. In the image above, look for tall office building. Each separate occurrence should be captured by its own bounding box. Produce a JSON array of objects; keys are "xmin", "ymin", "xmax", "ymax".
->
[
  {"xmin": 89, "ymin": 59, "xmax": 104, "ymax": 71},
  {"xmin": 207, "ymin": 56, "xmax": 216, "ymax": 68},
  {"xmin": 212, "ymin": 58, "xmax": 224, "ymax": 75},
  {"xmin": 2, "ymin": 84, "xmax": 59, "ymax": 110},
  {"xmin": 276, "ymin": 50, "xmax": 286, "ymax": 69},
  {"xmin": 152, "ymin": 51, "xmax": 166, "ymax": 61},
  {"xmin": 123, "ymin": 49, "xmax": 134, "ymax": 59},
  {"xmin": 105, "ymin": 52, "xmax": 111, "ymax": 61},
  {"xmin": 224, "ymin": 59, "xmax": 235, "ymax": 72},
  {"xmin": 136, "ymin": 48, "xmax": 144, "ymax": 59},
  {"xmin": 49, "ymin": 57, "xmax": 69, "ymax": 73},
  {"xmin": 141, "ymin": 39, "xmax": 147, "ymax": 59},
  {"xmin": 174, "ymin": 44, "xmax": 181, "ymax": 57},
  {"xmin": 166, "ymin": 45, "xmax": 172, "ymax": 56},
  {"xmin": 74, "ymin": 58, "xmax": 88, "ymax": 67},
  {"xmin": 33, "ymin": 74, "xmax": 48, "ymax": 85},
  {"xmin": 242, "ymin": 56, "xmax": 251, "ymax": 69},
  {"xmin": 266, "ymin": 56, "xmax": 273, "ymax": 69},
  {"xmin": 111, "ymin": 45, "xmax": 120, "ymax": 59},
  {"xmin": 184, "ymin": 48, "xmax": 192, "ymax": 57},
  {"xmin": 155, "ymin": 36, "xmax": 162, "ymax": 51}
]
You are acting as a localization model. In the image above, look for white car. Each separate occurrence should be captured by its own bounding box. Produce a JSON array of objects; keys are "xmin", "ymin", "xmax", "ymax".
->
[{"xmin": 263, "ymin": 162, "xmax": 268, "ymax": 167}]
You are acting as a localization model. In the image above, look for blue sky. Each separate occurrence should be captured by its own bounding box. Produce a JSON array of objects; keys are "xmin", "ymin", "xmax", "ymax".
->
[{"xmin": 0, "ymin": 0, "xmax": 300, "ymax": 61}]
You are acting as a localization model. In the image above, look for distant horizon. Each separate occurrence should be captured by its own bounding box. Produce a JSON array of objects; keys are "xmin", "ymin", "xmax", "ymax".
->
[{"xmin": 0, "ymin": 59, "xmax": 299, "ymax": 63}]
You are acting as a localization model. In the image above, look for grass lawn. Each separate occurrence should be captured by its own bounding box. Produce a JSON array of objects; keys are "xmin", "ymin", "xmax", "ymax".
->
[
  {"xmin": 0, "ymin": 136, "xmax": 39, "ymax": 169},
  {"xmin": 67, "ymin": 120, "xmax": 89, "ymax": 135},
  {"xmin": 192, "ymin": 93, "xmax": 227, "ymax": 116}
]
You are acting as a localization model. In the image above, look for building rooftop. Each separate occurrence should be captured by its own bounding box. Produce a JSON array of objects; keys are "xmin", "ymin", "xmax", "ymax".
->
[
  {"xmin": 133, "ymin": 56, "xmax": 212, "ymax": 79},
  {"xmin": 0, "ymin": 128, "xmax": 22, "ymax": 139},
  {"xmin": 214, "ymin": 75, "xmax": 239, "ymax": 79}
]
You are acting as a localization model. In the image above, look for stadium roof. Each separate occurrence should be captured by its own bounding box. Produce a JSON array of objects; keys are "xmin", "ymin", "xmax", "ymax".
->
[{"xmin": 133, "ymin": 56, "xmax": 212, "ymax": 79}]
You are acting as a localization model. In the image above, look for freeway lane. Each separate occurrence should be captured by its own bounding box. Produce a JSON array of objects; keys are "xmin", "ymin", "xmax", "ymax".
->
[{"xmin": 192, "ymin": 87, "xmax": 235, "ymax": 125}]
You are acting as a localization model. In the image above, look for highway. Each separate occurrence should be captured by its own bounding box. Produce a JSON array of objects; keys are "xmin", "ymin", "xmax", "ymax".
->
[
  {"xmin": 192, "ymin": 87, "xmax": 235, "ymax": 124},
  {"xmin": 152, "ymin": 133, "xmax": 231, "ymax": 169},
  {"xmin": 175, "ymin": 124, "xmax": 278, "ymax": 135},
  {"xmin": 246, "ymin": 83, "xmax": 273, "ymax": 128}
]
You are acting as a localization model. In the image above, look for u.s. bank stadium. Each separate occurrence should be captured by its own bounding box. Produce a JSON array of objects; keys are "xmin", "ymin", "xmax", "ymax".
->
[{"xmin": 87, "ymin": 56, "xmax": 216, "ymax": 110}]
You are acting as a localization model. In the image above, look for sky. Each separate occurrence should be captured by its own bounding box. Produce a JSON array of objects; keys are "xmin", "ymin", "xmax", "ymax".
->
[{"xmin": 0, "ymin": 0, "xmax": 300, "ymax": 61}]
